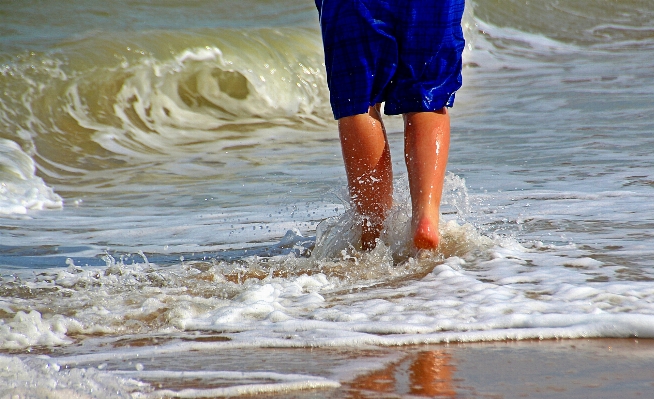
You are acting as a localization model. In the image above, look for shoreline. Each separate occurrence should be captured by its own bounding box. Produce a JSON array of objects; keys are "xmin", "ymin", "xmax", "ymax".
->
[
  {"xmin": 251, "ymin": 338, "xmax": 654, "ymax": 398},
  {"xmin": 5, "ymin": 338, "xmax": 652, "ymax": 398}
]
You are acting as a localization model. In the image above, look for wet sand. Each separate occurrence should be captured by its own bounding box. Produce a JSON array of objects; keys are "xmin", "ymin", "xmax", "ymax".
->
[
  {"xmin": 7, "ymin": 338, "xmax": 653, "ymax": 398},
  {"xmin": 92, "ymin": 337, "xmax": 654, "ymax": 398},
  {"xmin": 238, "ymin": 339, "xmax": 654, "ymax": 398}
]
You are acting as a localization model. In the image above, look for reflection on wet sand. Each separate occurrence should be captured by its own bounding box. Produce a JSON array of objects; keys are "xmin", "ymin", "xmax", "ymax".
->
[{"xmin": 347, "ymin": 350, "xmax": 456, "ymax": 398}]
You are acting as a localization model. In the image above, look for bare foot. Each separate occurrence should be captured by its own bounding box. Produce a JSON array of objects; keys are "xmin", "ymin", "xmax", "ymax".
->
[
  {"xmin": 361, "ymin": 217, "xmax": 382, "ymax": 251},
  {"xmin": 412, "ymin": 217, "xmax": 440, "ymax": 250}
]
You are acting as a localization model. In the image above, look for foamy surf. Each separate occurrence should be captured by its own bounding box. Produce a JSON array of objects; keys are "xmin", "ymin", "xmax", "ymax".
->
[
  {"xmin": 3, "ymin": 168, "xmax": 653, "ymax": 357},
  {"xmin": 3, "ymin": 233, "xmax": 654, "ymax": 398},
  {"xmin": 0, "ymin": 355, "xmax": 142, "ymax": 399},
  {"xmin": 3, "ymin": 214, "xmax": 653, "ymax": 356},
  {"xmin": 3, "ymin": 0, "xmax": 654, "ymax": 397}
]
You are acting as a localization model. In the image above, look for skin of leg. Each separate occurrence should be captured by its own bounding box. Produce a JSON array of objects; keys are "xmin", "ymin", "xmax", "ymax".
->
[
  {"xmin": 338, "ymin": 104, "xmax": 393, "ymax": 250},
  {"xmin": 404, "ymin": 108, "xmax": 451, "ymax": 250}
]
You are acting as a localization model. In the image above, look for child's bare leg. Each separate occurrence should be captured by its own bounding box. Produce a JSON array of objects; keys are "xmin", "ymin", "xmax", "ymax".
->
[
  {"xmin": 404, "ymin": 108, "xmax": 450, "ymax": 250},
  {"xmin": 338, "ymin": 104, "xmax": 393, "ymax": 250}
]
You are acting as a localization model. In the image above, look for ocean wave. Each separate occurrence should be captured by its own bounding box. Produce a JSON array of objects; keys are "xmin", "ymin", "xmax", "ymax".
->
[
  {"xmin": 0, "ymin": 28, "xmax": 331, "ymax": 181},
  {"xmin": 64, "ymin": 28, "xmax": 332, "ymax": 157},
  {"xmin": 0, "ymin": 27, "xmax": 332, "ymax": 209},
  {"xmin": 471, "ymin": 0, "xmax": 654, "ymax": 47}
]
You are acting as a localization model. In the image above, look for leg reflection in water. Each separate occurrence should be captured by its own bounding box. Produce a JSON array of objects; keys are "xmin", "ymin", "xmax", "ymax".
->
[{"xmin": 347, "ymin": 350, "xmax": 456, "ymax": 398}]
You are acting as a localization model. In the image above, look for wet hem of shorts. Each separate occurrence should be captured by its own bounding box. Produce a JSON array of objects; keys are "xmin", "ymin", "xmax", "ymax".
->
[{"xmin": 331, "ymin": 97, "xmax": 455, "ymax": 120}]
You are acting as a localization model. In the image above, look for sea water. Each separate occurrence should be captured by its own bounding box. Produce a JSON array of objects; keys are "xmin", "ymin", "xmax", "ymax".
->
[{"xmin": 1, "ymin": 0, "xmax": 654, "ymax": 397}]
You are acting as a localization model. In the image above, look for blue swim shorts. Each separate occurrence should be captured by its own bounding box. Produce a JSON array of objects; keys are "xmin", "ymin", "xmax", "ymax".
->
[{"xmin": 316, "ymin": 0, "xmax": 465, "ymax": 119}]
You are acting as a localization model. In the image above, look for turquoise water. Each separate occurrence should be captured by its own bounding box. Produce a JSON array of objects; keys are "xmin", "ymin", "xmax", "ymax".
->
[{"xmin": 1, "ymin": 0, "xmax": 654, "ymax": 396}]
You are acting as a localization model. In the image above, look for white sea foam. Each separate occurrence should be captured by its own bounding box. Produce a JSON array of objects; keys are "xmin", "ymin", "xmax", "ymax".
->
[
  {"xmin": 114, "ymin": 370, "xmax": 340, "ymax": 398},
  {"xmin": 0, "ymin": 139, "xmax": 63, "ymax": 215},
  {"xmin": 0, "ymin": 311, "xmax": 80, "ymax": 350},
  {"xmin": 0, "ymin": 355, "xmax": 143, "ymax": 398},
  {"xmin": 3, "ymin": 219, "xmax": 653, "ymax": 357}
]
